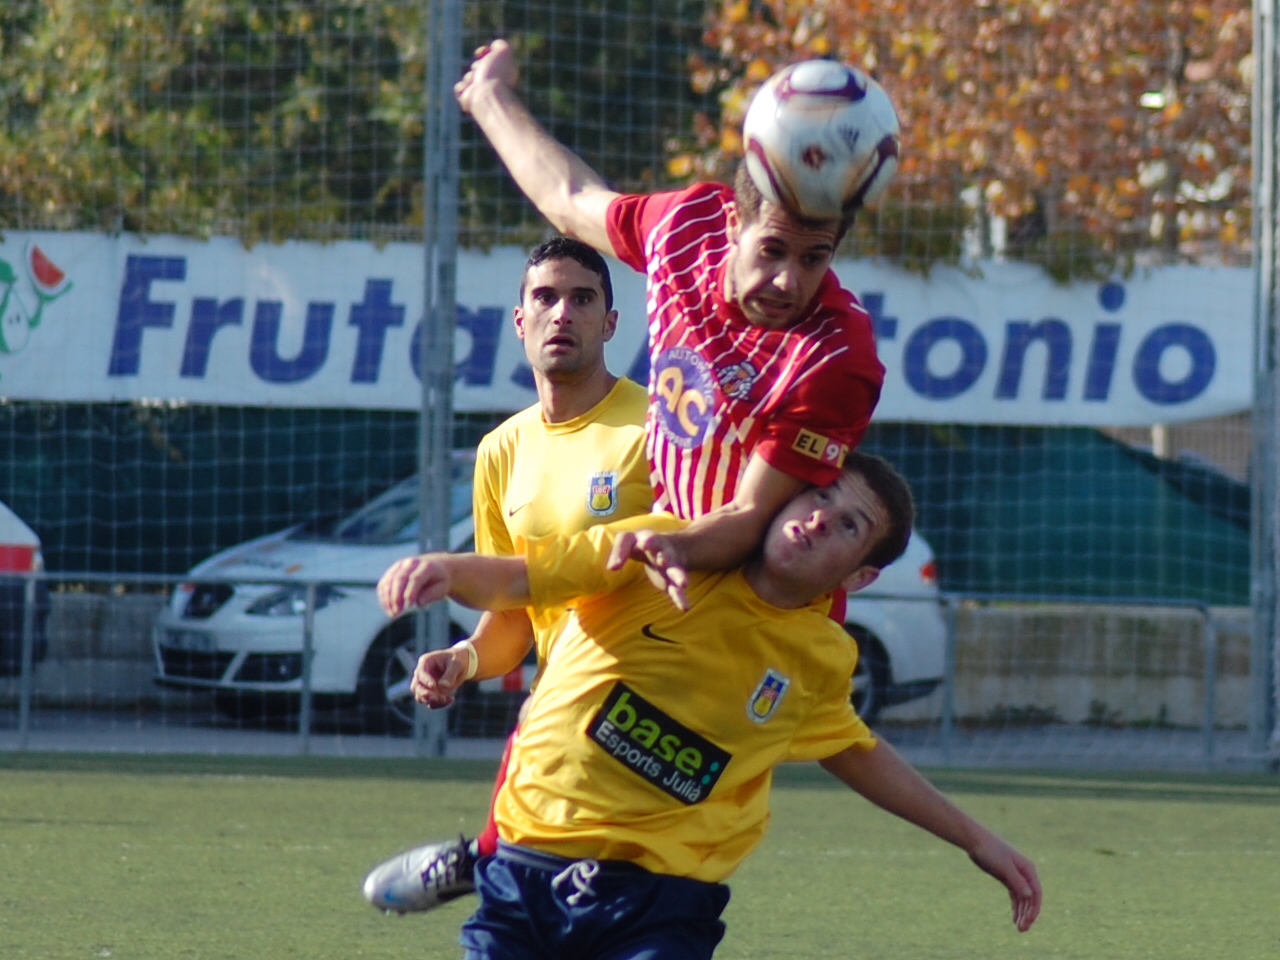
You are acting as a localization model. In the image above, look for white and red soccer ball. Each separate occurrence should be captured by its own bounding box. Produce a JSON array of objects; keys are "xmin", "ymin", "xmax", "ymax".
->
[{"xmin": 743, "ymin": 60, "xmax": 901, "ymax": 220}]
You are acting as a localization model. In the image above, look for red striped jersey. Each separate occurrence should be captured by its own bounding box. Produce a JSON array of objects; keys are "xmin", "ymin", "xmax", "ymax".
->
[{"xmin": 606, "ymin": 182, "xmax": 884, "ymax": 519}]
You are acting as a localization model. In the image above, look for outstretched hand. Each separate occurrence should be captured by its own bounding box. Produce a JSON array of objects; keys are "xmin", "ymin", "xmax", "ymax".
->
[
  {"xmin": 410, "ymin": 647, "xmax": 469, "ymax": 709},
  {"xmin": 454, "ymin": 39, "xmax": 519, "ymax": 115},
  {"xmin": 606, "ymin": 529, "xmax": 691, "ymax": 611},
  {"xmin": 968, "ymin": 831, "xmax": 1043, "ymax": 932},
  {"xmin": 377, "ymin": 554, "xmax": 452, "ymax": 617}
]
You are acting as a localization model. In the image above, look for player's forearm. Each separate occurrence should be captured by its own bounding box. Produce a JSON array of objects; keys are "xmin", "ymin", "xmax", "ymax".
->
[
  {"xmin": 820, "ymin": 740, "xmax": 984, "ymax": 854},
  {"xmin": 664, "ymin": 501, "xmax": 773, "ymax": 572},
  {"xmin": 466, "ymin": 608, "xmax": 535, "ymax": 680},
  {"xmin": 467, "ymin": 83, "xmax": 617, "ymax": 251},
  {"xmin": 444, "ymin": 554, "xmax": 532, "ymax": 612}
]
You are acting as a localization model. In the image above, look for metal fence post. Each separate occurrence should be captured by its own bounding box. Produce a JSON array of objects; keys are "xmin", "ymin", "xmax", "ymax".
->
[
  {"xmin": 1202, "ymin": 607, "xmax": 1217, "ymax": 763},
  {"xmin": 415, "ymin": 0, "xmax": 462, "ymax": 759},
  {"xmin": 17, "ymin": 575, "xmax": 37, "ymax": 751},
  {"xmin": 298, "ymin": 582, "xmax": 317, "ymax": 756},
  {"xmin": 940, "ymin": 595, "xmax": 957, "ymax": 765}
]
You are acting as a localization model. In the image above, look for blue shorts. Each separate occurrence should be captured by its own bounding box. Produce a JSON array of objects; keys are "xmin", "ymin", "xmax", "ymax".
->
[{"xmin": 460, "ymin": 842, "xmax": 731, "ymax": 960}]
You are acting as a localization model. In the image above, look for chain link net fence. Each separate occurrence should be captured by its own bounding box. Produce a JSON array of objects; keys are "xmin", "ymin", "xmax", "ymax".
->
[{"xmin": 0, "ymin": 0, "xmax": 1263, "ymax": 766}]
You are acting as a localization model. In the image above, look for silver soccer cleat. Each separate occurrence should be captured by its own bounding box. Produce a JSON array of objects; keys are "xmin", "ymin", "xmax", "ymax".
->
[{"xmin": 362, "ymin": 835, "xmax": 478, "ymax": 914}]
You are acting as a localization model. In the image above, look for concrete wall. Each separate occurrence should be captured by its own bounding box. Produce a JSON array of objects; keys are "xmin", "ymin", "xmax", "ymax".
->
[
  {"xmin": 890, "ymin": 604, "xmax": 1251, "ymax": 727},
  {"xmin": 4, "ymin": 592, "xmax": 174, "ymax": 707},
  {"xmin": 0, "ymin": 594, "xmax": 1256, "ymax": 728}
]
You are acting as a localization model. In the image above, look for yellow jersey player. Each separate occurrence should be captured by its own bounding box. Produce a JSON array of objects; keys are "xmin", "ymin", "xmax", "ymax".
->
[
  {"xmin": 380, "ymin": 452, "xmax": 1042, "ymax": 958},
  {"xmin": 362, "ymin": 237, "xmax": 652, "ymax": 913}
]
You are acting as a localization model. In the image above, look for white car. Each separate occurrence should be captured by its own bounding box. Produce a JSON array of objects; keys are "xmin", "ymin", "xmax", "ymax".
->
[
  {"xmin": 0, "ymin": 497, "xmax": 49, "ymax": 676},
  {"xmin": 153, "ymin": 461, "xmax": 945, "ymax": 732}
]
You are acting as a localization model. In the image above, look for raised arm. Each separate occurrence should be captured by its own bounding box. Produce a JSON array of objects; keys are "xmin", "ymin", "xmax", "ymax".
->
[
  {"xmin": 455, "ymin": 40, "xmax": 620, "ymax": 254},
  {"xmin": 608, "ymin": 453, "xmax": 805, "ymax": 607},
  {"xmin": 378, "ymin": 552, "xmax": 530, "ymax": 617},
  {"xmin": 819, "ymin": 739, "xmax": 1042, "ymax": 932}
]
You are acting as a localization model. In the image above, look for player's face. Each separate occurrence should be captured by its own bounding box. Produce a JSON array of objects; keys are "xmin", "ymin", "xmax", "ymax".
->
[
  {"xmin": 728, "ymin": 202, "xmax": 838, "ymax": 329},
  {"xmin": 761, "ymin": 470, "xmax": 888, "ymax": 594},
  {"xmin": 515, "ymin": 258, "xmax": 618, "ymax": 380}
]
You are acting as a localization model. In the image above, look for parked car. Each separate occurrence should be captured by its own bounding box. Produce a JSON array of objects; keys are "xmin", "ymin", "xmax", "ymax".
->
[
  {"xmin": 153, "ymin": 459, "xmax": 944, "ymax": 732},
  {"xmin": 0, "ymin": 497, "xmax": 50, "ymax": 677}
]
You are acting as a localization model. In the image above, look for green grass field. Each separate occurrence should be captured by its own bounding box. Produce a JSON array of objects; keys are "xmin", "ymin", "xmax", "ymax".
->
[{"xmin": 1, "ymin": 753, "xmax": 1277, "ymax": 960}]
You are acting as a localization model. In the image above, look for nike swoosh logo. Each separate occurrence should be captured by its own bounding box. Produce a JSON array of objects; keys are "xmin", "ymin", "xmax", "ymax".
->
[
  {"xmin": 640, "ymin": 624, "xmax": 678, "ymax": 644},
  {"xmin": 507, "ymin": 501, "xmax": 531, "ymax": 517}
]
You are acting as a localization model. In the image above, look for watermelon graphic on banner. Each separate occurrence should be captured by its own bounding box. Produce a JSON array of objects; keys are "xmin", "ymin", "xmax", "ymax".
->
[{"xmin": 0, "ymin": 245, "xmax": 72, "ymax": 366}]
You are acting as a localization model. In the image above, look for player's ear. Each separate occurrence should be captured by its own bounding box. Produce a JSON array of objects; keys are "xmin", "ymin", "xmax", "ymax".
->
[
  {"xmin": 602, "ymin": 308, "xmax": 619, "ymax": 342},
  {"xmin": 840, "ymin": 565, "xmax": 879, "ymax": 595},
  {"xmin": 513, "ymin": 305, "xmax": 526, "ymax": 340}
]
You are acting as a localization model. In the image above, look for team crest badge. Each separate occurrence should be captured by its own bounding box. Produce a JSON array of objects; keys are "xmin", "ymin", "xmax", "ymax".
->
[
  {"xmin": 586, "ymin": 471, "xmax": 619, "ymax": 517},
  {"xmin": 746, "ymin": 668, "xmax": 790, "ymax": 724},
  {"xmin": 717, "ymin": 360, "xmax": 760, "ymax": 401}
]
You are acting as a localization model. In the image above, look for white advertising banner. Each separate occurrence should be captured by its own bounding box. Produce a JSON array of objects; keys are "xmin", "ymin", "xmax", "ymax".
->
[{"xmin": 0, "ymin": 230, "xmax": 1253, "ymax": 425}]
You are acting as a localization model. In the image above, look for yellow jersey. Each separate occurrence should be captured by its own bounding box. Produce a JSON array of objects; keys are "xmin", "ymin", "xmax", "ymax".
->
[
  {"xmin": 472, "ymin": 376, "xmax": 651, "ymax": 655},
  {"xmin": 494, "ymin": 518, "xmax": 875, "ymax": 882}
]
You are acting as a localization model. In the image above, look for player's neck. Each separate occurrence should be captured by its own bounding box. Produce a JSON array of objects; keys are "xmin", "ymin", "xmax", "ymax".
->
[
  {"xmin": 536, "ymin": 367, "xmax": 619, "ymax": 424},
  {"xmin": 742, "ymin": 562, "xmax": 821, "ymax": 610}
]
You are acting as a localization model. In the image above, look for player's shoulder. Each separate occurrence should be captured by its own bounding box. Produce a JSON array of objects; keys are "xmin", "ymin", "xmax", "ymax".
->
[
  {"xmin": 477, "ymin": 402, "xmax": 543, "ymax": 454},
  {"xmin": 647, "ymin": 182, "xmax": 733, "ymax": 241},
  {"xmin": 600, "ymin": 377, "xmax": 649, "ymax": 425}
]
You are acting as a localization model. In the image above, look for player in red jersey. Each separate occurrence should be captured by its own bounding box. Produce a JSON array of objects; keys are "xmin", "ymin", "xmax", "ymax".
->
[{"xmin": 456, "ymin": 40, "xmax": 886, "ymax": 600}]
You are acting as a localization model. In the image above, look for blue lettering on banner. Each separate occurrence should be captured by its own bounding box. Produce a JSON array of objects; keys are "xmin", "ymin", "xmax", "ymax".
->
[
  {"xmin": 349, "ymin": 279, "xmax": 405, "ymax": 384},
  {"xmin": 903, "ymin": 316, "xmax": 988, "ymax": 399},
  {"xmin": 510, "ymin": 362, "xmax": 535, "ymax": 391},
  {"xmin": 409, "ymin": 305, "xmax": 504, "ymax": 385},
  {"xmin": 627, "ymin": 338, "xmax": 651, "ymax": 386},
  {"xmin": 182, "ymin": 298, "xmax": 244, "ymax": 377},
  {"xmin": 860, "ymin": 291, "xmax": 899, "ymax": 341},
  {"xmin": 1083, "ymin": 323, "xmax": 1122, "ymax": 401},
  {"xmin": 1132, "ymin": 323, "xmax": 1216, "ymax": 404},
  {"xmin": 250, "ymin": 301, "xmax": 333, "ymax": 383},
  {"xmin": 996, "ymin": 318, "xmax": 1071, "ymax": 401},
  {"xmin": 109, "ymin": 255, "xmax": 187, "ymax": 376}
]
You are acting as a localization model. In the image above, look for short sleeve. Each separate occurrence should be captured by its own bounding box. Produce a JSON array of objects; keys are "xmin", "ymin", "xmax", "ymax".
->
[
  {"xmin": 754, "ymin": 285, "xmax": 884, "ymax": 485},
  {"xmin": 753, "ymin": 364, "xmax": 881, "ymax": 486},
  {"xmin": 785, "ymin": 691, "xmax": 877, "ymax": 762},
  {"xmin": 606, "ymin": 193, "xmax": 665, "ymax": 273},
  {"xmin": 606, "ymin": 185, "xmax": 722, "ymax": 275},
  {"xmin": 473, "ymin": 434, "xmax": 514, "ymax": 557}
]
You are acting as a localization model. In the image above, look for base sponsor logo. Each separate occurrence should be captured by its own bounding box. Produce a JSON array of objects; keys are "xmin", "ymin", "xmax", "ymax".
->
[{"xmin": 587, "ymin": 682, "xmax": 731, "ymax": 805}]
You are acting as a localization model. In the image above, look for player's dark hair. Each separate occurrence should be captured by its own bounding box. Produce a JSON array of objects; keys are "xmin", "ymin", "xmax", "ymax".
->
[
  {"xmin": 842, "ymin": 450, "xmax": 914, "ymax": 570},
  {"xmin": 520, "ymin": 236, "xmax": 614, "ymax": 311},
  {"xmin": 732, "ymin": 162, "xmax": 856, "ymax": 245}
]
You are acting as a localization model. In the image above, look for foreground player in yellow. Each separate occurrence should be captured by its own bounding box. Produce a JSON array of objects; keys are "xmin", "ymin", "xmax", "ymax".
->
[{"xmin": 379, "ymin": 453, "xmax": 1042, "ymax": 958}]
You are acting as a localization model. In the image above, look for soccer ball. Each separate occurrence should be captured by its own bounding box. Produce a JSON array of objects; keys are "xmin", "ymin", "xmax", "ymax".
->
[{"xmin": 743, "ymin": 60, "xmax": 900, "ymax": 220}]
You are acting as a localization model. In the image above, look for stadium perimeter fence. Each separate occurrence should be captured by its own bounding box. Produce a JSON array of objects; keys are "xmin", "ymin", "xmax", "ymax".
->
[
  {"xmin": 0, "ymin": 570, "xmax": 1259, "ymax": 772},
  {"xmin": 0, "ymin": 1, "xmax": 1274, "ymax": 768}
]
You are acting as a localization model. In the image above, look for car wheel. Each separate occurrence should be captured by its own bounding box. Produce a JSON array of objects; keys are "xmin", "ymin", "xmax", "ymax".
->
[
  {"xmin": 355, "ymin": 628, "xmax": 419, "ymax": 734},
  {"xmin": 847, "ymin": 627, "xmax": 889, "ymax": 724},
  {"xmin": 356, "ymin": 623, "xmax": 463, "ymax": 734}
]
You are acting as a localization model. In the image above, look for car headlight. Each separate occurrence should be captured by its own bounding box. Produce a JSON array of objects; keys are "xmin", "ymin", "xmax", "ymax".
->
[{"xmin": 244, "ymin": 584, "xmax": 346, "ymax": 617}]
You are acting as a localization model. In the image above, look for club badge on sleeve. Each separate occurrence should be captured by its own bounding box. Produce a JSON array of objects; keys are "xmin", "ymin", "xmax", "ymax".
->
[{"xmin": 747, "ymin": 668, "xmax": 790, "ymax": 723}]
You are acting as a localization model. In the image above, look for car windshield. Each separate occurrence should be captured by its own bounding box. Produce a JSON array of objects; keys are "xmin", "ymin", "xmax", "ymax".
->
[{"xmin": 292, "ymin": 458, "xmax": 474, "ymax": 545}]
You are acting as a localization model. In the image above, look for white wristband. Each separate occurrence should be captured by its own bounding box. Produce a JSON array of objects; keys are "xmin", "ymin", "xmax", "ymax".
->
[{"xmin": 451, "ymin": 639, "xmax": 479, "ymax": 680}]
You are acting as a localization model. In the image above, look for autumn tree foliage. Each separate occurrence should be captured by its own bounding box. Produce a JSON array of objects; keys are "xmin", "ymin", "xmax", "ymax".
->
[{"xmin": 679, "ymin": 0, "xmax": 1253, "ymax": 276}]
